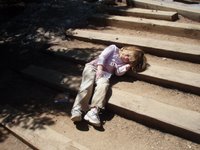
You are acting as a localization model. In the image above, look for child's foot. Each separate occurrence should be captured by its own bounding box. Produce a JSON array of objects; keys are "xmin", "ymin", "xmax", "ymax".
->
[
  {"xmin": 71, "ymin": 108, "xmax": 82, "ymax": 122},
  {"xmin": 84, "ymin": 107, "xmax": 101, "ymax": 127}
]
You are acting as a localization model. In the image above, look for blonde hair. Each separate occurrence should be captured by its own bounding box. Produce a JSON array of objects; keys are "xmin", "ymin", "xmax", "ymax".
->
[{"xmin": 120, "ymin": 46, "xmax": 147, "ymax": 72}]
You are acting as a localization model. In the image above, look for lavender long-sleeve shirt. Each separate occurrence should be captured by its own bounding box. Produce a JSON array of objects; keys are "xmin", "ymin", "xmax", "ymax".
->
[{"xmin": 88, "ymin": 45, "xmax": 130, "ymax": 77}]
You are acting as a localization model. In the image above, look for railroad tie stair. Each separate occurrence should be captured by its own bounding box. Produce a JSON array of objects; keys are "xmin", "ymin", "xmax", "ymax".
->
[
  {"xmin": 62, "ymin": 2, "xmax": 200, "ymax": 142},
  {"xmin": 19, "ymin": 64, "xmax": 200, "ymax": 143},
  {"xmin": 21, "ymin": 35, "xmax": 200, "ymax": 143},
  {"xmin": 10, "ymin": 1, "xmax": 200, "ymax": 144}
]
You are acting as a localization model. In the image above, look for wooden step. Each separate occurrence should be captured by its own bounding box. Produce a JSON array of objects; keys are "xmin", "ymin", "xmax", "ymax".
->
[
  {"xmin": 20, "ymin": 65, "xmax": 200, "ymax": 143},
  {"xmin": 67, "ymin": 29, "xmax": 200, "ymax": 63},
  {"xmin": 132, "ymin": 0, "xmax": 200, "ymax": 21},
  {"xmin": 44, "ymin": 46, "xmax": 200, "ymax": 95},
  {"xmin": 0, "ymin": 105, "xmax": 89, "ymax": 150},
  {"xmin": 134, "ymin": 64, "xmax": 200, "ymax": 95},
  {"xmin": 108, "ymin": 88, "xmax": 200, "ymax": 143},
  {"xmin": 99, "ymin": 6, "xmax": 178, "ymax": 21},
  {"xmin": 174, "ymin": 0, "xmax": 200, "ymax": 4},
  {"xmin": 89, "ymin": 14, "xmax": 200, "ymax": 39}
]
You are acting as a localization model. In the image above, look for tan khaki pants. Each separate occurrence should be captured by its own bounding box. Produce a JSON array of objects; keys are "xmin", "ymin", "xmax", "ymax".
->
[{"xmin": 72, "ymin": 64, "xmax": 110, "ymax": 111}]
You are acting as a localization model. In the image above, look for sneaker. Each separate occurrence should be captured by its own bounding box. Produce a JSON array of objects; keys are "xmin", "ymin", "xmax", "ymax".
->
[
  {"xmin": 71, "ymin": 108, "xmax": 82, "ymax": 122},
  {"xmin": 84, "ymin": 107, "xmax": 101, "ymax": 127}
]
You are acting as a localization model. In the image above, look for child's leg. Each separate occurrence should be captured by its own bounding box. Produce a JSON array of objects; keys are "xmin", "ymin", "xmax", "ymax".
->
[
  {"xmin": 90, "ymin": 78, "xmax": 110, "ymax": 109},
  {"xmin": 83, "ymin": 78, "xmax": 109, "ymax": 126},
  {"xmin": 72, "ymin": 65, "xmax": 96, "ymax": 112}
]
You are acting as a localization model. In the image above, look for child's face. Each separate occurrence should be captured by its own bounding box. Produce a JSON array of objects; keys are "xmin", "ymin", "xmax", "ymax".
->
[
  {"xmin": 120, "ymin": 50, "xmax": 135, "ymax": 64},
  {"xmin": 121, "ymin": 54, "xmax": 130, "ymax": 63}
]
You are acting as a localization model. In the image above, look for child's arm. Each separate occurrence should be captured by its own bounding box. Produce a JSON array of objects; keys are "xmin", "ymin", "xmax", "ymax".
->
[
  {"xmin": 97, "ymin": 44, "xmax": 117, "ymax": 66},
  {"xmin": 115, "ymin": 64, "xmax": 131, "ymax": 76}
]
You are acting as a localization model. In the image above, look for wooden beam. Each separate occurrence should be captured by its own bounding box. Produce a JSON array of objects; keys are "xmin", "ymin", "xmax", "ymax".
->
[
  {"xmin": 134, "ymin": 64, "xmax": 200, "ymax": 95},
  {"xmin": 108, "ymin": 88, "xmax": 200, "ymax": 143},
  {"xmin": 101, "ymin": 7, "xmax": 178, "ymax": 21},
  {"xmin": 132, "ymin": 0, "xmax": 200, "ymax": 21},
  {"xmin": 67, "ymin": 29, "xmax": 200, "ymax": 63}
]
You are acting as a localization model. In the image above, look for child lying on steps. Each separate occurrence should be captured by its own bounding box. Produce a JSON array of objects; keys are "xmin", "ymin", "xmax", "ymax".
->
[{"xmin": 71, "ymin": 44, "xmax": 147, "ymax": 127}]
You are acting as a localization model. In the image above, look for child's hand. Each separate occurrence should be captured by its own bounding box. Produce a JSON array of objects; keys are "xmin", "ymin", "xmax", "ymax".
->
[
  {"xmin": 117, "ymin": 64, "xmax": 131, "ymax": 73},
  {"xmin": 96, "ymin": 65, "xmax": 104, "ymax": 79},
  {"xmin": 125, "ymin": 64, "xmax": 131, "ymax": 71},
  {"xmin": 96, "ymin": 69, "xmax": 103, "ymax": 79}
]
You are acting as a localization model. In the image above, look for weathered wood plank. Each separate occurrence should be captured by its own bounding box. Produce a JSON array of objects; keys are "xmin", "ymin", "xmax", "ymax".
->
[
  {"xmin": 101, "ymin": 7, "xmax": 178, "ymax": 21},
  {"xmin": 67, "ymin": 29, "xmax": 200, "ymax": 63},
  {"xmin": 89, "ymin": 14, "xmax": 200, "ymax": 39},
  {"xmin": 135, "ymin": 64, "xmax": 200, "ymax": 95},
  {"xmin": 108, "ymin": 88, "xmax": 200, "ymax": 143},
  {"xmin": 20, "ymin": 65, "xmax": 200, "ymax": 143},
  {"xmin": 132, "ymin": 0, "xmax": 200, "ymax": 21},
  {"xmin": 0, "ymin": 106, "xmax": 89, "ymax": 150}
]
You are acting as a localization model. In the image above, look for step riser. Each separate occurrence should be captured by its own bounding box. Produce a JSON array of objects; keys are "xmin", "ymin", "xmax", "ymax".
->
[
  {"xmin": 142, "ymin": 47, "xmax": 200, "ymax": 64},
  {"xmin": 70, "ymin": 35, "xmax": 200, "ymax": 63},
  {"xmin": 134, "ymin": 74, "xmax": 200, "ymax": 95},
  {"xmin": 102, "ymin": 8, "xmax": 178, "ymax": 21},
  {"xmin": 89, "ymin": 16, "xmax": 200, "ymax": 39}
]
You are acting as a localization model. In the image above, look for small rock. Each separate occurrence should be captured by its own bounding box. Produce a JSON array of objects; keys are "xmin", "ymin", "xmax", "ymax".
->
[{"xmin": 187, "ymin": 145, "xmax": 192, "ymax": 149}]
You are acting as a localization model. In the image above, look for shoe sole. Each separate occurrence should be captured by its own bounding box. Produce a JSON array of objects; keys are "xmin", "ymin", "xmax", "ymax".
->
[
  {"xmin": 71, "ymin": 115, "xmax": 82, "ymax": 122},
  {"xmin": 84, "ymin": 114, "xmax": 101, "ymax": 127}
]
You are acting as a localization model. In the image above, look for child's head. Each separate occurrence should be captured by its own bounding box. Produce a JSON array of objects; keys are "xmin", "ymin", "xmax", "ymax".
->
[{"xmin": 119, "ymin": 46, "xmax": 147, "ymax": 72}]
